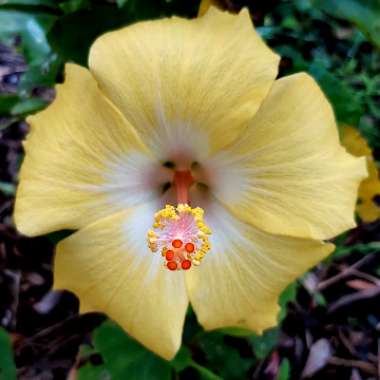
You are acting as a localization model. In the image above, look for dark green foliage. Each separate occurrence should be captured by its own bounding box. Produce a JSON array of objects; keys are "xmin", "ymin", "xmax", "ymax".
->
[
  {"xmin": 313, "ymin": 0, "xmax": 380, "ymax": 48},
  {"xmin": 0, "ymin": 328, "xmax": 16, "ymax": 380}
]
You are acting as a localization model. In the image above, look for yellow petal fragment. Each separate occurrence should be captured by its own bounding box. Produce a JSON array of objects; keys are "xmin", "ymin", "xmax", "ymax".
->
[
  {"xmin": 341, "ymin": 126, "xmax": 380, "ymax": 222},
  {"xmin": 357, "ymin": 158, "xmax": 380, "ymax": 221},
  {"xmin": 54, "ymin": 208, "xmax": 189, "ymax": 360},
  {"xmin": 14, "ymin": 63, "xmax": 150, "ymax": 236},
  {"xmin": 341, "ymin": 125, "xmax": 371, "ymax": 156},
  {"xmin": 89, "ymin": 7, "xmax": 279, "ymax": 156},
  {"xmin": 198, "ymin": 0, "xmax": 222, "ymax": 16},
  {"xmin": 185, "ymin": 200, "xmax": 334, "ymax": 332},
  {"xmin": 212, "ymin": 73, "xmax": 367, "ymax": 241},
  {"xmin": 198, "ymin": 0, "xmax": 242, "ymax": 16}
]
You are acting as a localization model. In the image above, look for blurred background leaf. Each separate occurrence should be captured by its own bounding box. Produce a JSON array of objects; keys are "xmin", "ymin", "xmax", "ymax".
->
[
  {"xmin": 80, "ymin": 320, "xmax": 172, "ymax": 380},
  {"xmin": 313, "ymin": 0, "xmax": 380, "ymax": 48},
  {"xmin": 0, "ymin": 328, "xmax": 16, "ymax": 380},
  {"xmin": 0, "ymin": 0, "xmax": 58, "ymax": 8}
]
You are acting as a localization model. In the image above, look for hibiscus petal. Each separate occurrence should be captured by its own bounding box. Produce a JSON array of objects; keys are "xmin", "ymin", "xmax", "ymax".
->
[
  {"xmin": 54, "ymin": 204, "xmax": 188, "ymax": 360},
  {"xmin": 209, "ymin": 73, "xmax": 367, "ymax": 241},
  {"xmin": 14, "ymin": 63, "xmax": 157, "ymax": 236},
  {"xmin": 186, "ymin": 199, "xmax": 333, "ymax": 332},
  {"xmin": 89, "ymin": 7, "xmax": 279, "ymax": 158}
]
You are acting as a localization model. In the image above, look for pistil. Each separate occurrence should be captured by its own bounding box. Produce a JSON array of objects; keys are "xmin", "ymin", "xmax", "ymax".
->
[
  {"xmin": 147, "ymin": 171, "xmax": 212, "ymax": 271},
  {"xmin": 173, "ymin": 171, "xmax": 194, "ymax": 204}
]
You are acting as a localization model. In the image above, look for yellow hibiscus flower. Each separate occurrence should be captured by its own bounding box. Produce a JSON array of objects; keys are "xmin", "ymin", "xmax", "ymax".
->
[{"xmin": 14, "ymin": 8, "xmax": 367, "ymax": 360}]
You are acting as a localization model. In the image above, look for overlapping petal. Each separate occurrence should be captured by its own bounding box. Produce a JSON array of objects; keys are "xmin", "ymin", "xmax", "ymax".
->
[
  {"xmin": 54, "ymin": 204, "xmax": 188, "ymax": 360},
  {"xmin": 14, "ymin": 64, "xmax": 158, "ymax": 236},
  {"xmin": 209, "ymin": 73, "xmax": 367, "ymax": 241},
  {"xmin": 185, "ymin": 198, "xmax": 333, "ymax": 332},
  {"xmin": 89, "ymin": 7, "xmax": 279, "ymax": 157}
]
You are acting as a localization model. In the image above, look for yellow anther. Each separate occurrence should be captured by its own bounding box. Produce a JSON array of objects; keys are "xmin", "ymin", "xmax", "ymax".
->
[{"xmin": 147, "ymin": 203, "xmax": 212, "ymax": 269}]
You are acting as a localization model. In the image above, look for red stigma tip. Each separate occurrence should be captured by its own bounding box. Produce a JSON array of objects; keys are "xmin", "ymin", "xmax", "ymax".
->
[
  {"xmin": 185, "ymin": 242, "xmax": 195, "ymax": 253},
  {"xmin": 167, "ymin": 261, "xmax": 177, "ymax": 271},
  {"xmin": 165, "ymin": 249, "xmax": 174, "ymax": 261},
  {"xmin": 165, "ymin": 250, "xmax": 174, "ymax": 261},
  {"xmin": 172, "ymin": 239, "xmax": 183, "ymax": 249},
  {"xmin": 181, "ymin": 260, "xmax": 192, "ymax": 270}
]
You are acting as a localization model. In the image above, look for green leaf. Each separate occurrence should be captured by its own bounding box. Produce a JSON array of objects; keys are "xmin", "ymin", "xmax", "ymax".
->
[
  {"xmin": 0, "ymin": 94, "xmax": 48, "ymax": 117},
  {"xmin": 93, "ymin": 321, "xmax": 172, "ymax": 380},
  {"xmin": 278, "ymin": 281, "xmax": 299, "ymax": 321},
  {"xmin": 0, "ymin": 11, "xmax": 59, "ymax": 119},
  {"xmin": 218, "ymin": 327, "xmax": 255, "ymax": 337},
  {"xmin": 77, "ymin": 363, "xmax": 111, "ymax": 380},
  {"xmin": 11, "ymin": 97, "xmax": 48, "ymax": 115},
  {"xmin": 333, "ymin": 242, "xmax": 380, "ymax": 258},
  {"xmin": 276, "ymin": 358, "xmax": 291, "ymax": 380},
  {"xmin": 18, "ymin": 54, "xmax": 61, "ymax": 91},
  {"xmin": 249, "ymin": 328, "xmax": 279, "ymax": 360},
  {"xmin": 0, "ymin": 0, "xmax": 58, "ymax": 7},
  {"xmin": 171, "ymin": 341, "xmax": 224, "ymax": 380},
  {"xmin": 59, "ymin": 0, "xmax": 90, "ymax": 14},
  {"xmin": 0, "ymin": 10, "xmax": 56, "ymax": 63},
  {"xmin": 309, "ymin": 64, "xmax": 364, "ymax": 125},
  {"xmin": 190, "ymin": 362, "xmax": 224, "ymax": 380},
  {"xmin": 198, "ymin": 331, "xmax": 254, "ymax": 380},
  {"xmin": 76, "ymin": 344, "xmax": 111, "ymax": 380},
  {"xmin": 313, "ymin": 0, "xmax": 380, "ymax": 48},
  {"xmin": 47, "ymin": 0, "xmax": 200, "ymax": 65},
  {"xmin": 0, "ymin": 328, "xmax": 16, "ymax": 380},
  {"xmin": 0, "ymin": 95, "xmax": 20, "ymax": 114},
  {"xmin": 116, "ymin": 0, "xmax": 128, "ymax": 8},
  {"xmin": 313, "ymin": 292, "xmax": 327, "ymax": 307},
  {"xmin": 0, "ymin": 182, "xmax": 16, "ymax": 196},
  {"xmin": 171, "ymin": 346, "xmax": 192, "ymax": 372},
  {"xmin": 47, "ymin": 4, "xmax": 132, "ymax": 65}
]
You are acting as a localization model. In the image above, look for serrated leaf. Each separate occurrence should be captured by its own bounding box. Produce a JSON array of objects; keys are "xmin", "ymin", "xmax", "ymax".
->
[{"xmin": 0, "ymin": 328, "xmax": 16, "ymax": 380}]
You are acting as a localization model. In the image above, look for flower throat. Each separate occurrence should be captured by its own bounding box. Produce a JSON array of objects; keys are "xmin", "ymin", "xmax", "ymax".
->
[{"xmin": 147, "ymin": 171, "xmax": 211, "ymax": 271}]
